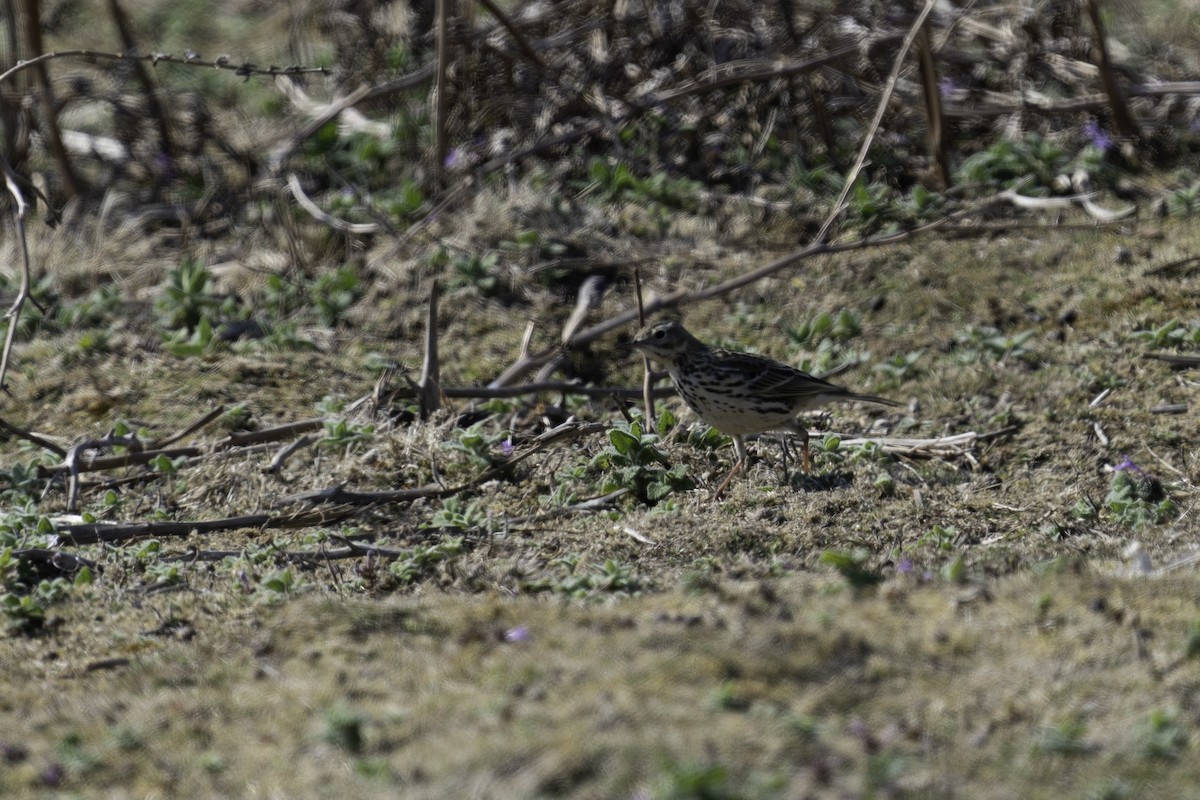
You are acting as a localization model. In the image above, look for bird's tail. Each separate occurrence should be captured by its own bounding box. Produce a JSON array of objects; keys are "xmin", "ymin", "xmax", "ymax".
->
[{"xmin": 848, "ymin": 393, "xmax": 902, "ymax": 407}]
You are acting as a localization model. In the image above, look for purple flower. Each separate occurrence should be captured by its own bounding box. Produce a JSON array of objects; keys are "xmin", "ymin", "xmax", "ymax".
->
[
  {"xmin": 1084, "ymin": 121, "xmax": 1113, "ymax": 151},
  {"xmin": 938, "ymin": 77, "xmax": 958, "ymax": 99},
  {"xmin": 1113, "ymin": 455, "xmax": 1143, "ymax": 475},
  {"xmin": 444, "ymin": 147, "xmax": 464, "ymax": 169},
  {"xmin": 41, "ymin": 763, "xmax": 65, "ymax": 787},
  {"xmin": 500, "ymin": 437, "xmax": 514, "ymax": 457},
  {"xmin": 897, "ymin": 558, "xmax": 914, "ymax": 574},
  {"xmin": 504, "ymin": 625, "xmax": 530, "ymax": 643}
]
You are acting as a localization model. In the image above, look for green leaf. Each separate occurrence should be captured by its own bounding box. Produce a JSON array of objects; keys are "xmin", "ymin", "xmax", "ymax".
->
[{"xmin": 609, "ymin": 429, "xmax": 639, "ymax": 457}]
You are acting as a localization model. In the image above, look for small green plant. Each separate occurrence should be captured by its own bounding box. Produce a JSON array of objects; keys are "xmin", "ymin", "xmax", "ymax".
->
[
  {"xmin": 875, "ymin": 350, "xmax": 923, "ymax": 382},
  {"xmin": 425, "ymin": 497, "xmax": 487, "ymax": 531},
  {"xmin": 158, "ymin": 258, "xmax": 222, "ymax": 331},
  {"xmin": 322, "ymin": 705, "xmax": 366, "ymax": 754},
  {"xmin": 846, "ymin": 179, "xmax": 895, "ymax": 230},
  {"xmin": 785, "ymin": 309, "xmax": 862, "ymax": 346},
  {"xmin": 308, "ymin": 265, "xmax": 361, "ymax": 327},
  {"xmin": 320, "ymin": 418, "xmax": 376, "ymax": 450},
  {"xmin": 1104, "ymin": 468, "xmax": 1176, "ymax": 529},
  {"xmin": 585, "ymin": 157, "xmax": 701, "ymax": 210},
  {"xmin": 958, "ymin": 135, "xmax": 1067, "ymax": 190},
  {"xmin": 2, "ymin": 460, "xmax": 46, "ymax": 502},
  {"xmin": 1185, "ymin": 620, "xmax": 1200, "ymax": 659},
  {"xmin": 144, "ymin": 562, "xmax": 182, "ymax": 588},
  {"xmin": 379, "ymin": 180, "xmax": 424, "ymax": 221},
  {"xmin": 446, "ymin": 250, "xmax": 502, "ymax": 297},
  {"xmin": 820, "ymin": 549, "xmax": 883, "ymax": 590},
  {"xmin": 57, "ymin": 284, "xmax": 122, "ymax": 328},
  {"xmin": 527, "ymin": 557, "xmax": 640, "ymax": 598},
  {"xmin": 954, "ymin": 326, "xmax": 1038, "ymax": 364},
  {"xmin": 654, "ymin": 762, "xmax": 738, "ymax": 800},
  {"xmin": 0, "ymin": 562, "xmax": 74, "ymax": 636},
  {"xmin": 1137, "ymin": 709, "xmax": 1189, "ymax": 761},
  {"xmin": 1130, "ymin": 318, "xmax": 1200, "ymax": 348},
  {"xmin": 442, "ymin": 421, "xmax": 510, "ymax": 470},
  {"xmin": 918, "ymin": 525, "xmax": 957, "ymax": 552},
  {"xmin": 163, "ymin": 317, "xmax": 217, "ymax": 357},
  {"xmin": 389, "ymin": 538, "xmax": 466, "ymax": 584},
  {"xmin": 1032, "ymin": 718, "xmax": 1093, "ymax": 756},
  {"xmin": 593, "ymin": 419, "xmax": 693, "ymax": 504},
  {"xmin": 1168, "ymin": 181, "xmax": 1200, "ymax": 216},
  {"xmin": 256, "ymin": 568, "xmax": 299, "ymax": 603}
]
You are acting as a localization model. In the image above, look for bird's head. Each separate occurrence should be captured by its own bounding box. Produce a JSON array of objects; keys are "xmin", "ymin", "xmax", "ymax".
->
[{"xmin": 626, "ymin": 319, "xmax": 701, "ymax": 366}]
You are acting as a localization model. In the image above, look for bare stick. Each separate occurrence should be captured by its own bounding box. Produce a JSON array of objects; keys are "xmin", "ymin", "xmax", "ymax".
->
[
  {"xmin": 814, "ymin": 0, "xmax": 939, "ymax": 245},
  {"xmin": 59, "ymin": 509, "xmax": 354, "ymax": 546},
  {"xmin": 561, "ymin": 275, "xmax": 605, "ymax": 345},
  {"xmin": 0, "ymin": 155, "xmax": 33, "ymax": 394},
  {"xmin": 418, "ymin": 281, "xmax": 442, "ymax": 417},
  {"xmin": 0, "ymin": 416, "xmax": 66, "ymax": 457},
  {"xmin": 1083, "ymin": 0, "xmax": 1140, "ymax": 140},
  {"xmin": 634, "ymin": 265, "xmax": 655, "ymax": 430},
  {"xmin": 150, "ymin": 406, "xmax": 225, "ymax": 450},
  {"xmin": 264, "ymin": 434, "xmax": 315, "ymax": 474},
  {"xmin": 269, "ymin": 84, "xmax": 374, "ymax": 173},
  {"xmin": 286, "ymin": 173, "xmax": 380, "ymax": 234},
  {"xmin": 434, "ymin": 0, "xmax": 451, "ymax": 178},
  {"xmin": 216, "ymin": 418, "xmax": 326, "ymax": 448},
  {"xmin": 475, "ymin": 0, "xmax": 546, "ymax": 70},
  {"xmin": 0, "ymin": 49, "xmax": 328, "ymax": 89},
  {"xmin": 915, "ymin": 21, "xmax": 950, "ymax": 189}
]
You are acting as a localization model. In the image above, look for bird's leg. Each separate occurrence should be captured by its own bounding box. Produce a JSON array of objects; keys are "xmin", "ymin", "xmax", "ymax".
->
[
  {"xmin": 788, "ymin": 420, "xmax": 811, "ymax": 474},
  {"xmin": 778, "ymin": 435, "xmax": 792, "ymax": 484},
  {"xmin": 800, "ymin": 425, "xmax": 811, "ymax": 473},
  {"xmin": 714, "ymin": 435, "xmax": 748, "ymax": 499}
]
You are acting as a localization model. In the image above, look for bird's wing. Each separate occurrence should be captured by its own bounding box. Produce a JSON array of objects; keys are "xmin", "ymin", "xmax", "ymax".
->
[
  {"xmin": 734, "ymin": 353, "xmax": 900, "ymax": 406},
  {"xmin": 734, "ymin": 354, "xmax": 845, "ymax": 400}
]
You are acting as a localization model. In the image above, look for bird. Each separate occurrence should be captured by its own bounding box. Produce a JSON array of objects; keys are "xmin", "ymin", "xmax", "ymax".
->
[{"xmin": 627, "ymin": 319, "xmax": 900, "ymax": 497}]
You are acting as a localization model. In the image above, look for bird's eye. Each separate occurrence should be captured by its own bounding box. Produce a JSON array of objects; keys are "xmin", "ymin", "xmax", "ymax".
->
[{"xmin": 653, "ymin": 329, "xmax": 665, "ymax": 339}]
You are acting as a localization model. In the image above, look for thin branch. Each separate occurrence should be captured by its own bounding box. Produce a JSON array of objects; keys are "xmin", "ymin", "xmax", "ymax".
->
[
  {"xmin": 418, "ymin": 281, "xmax": 442, "ymax": 417},
  {"xmin": 0, "ymin": 415, "xmax": 66, "ymax": 457},
  {"xmin": 150, "ymin": 406, "xmax": 225, "ymax": 450},
  {"xmin": 0, "ymin": 154, "xmax": 33, "ymax": 395},
  {"xmin": 1083, "ymin": 0, "xmax": 1140, "ymax": 140},
  {"xmin": 286, "ymin": 173, "xmax": 380, "ymax": 234},
  {"xmin": 58, "ymin": 509, "xmax": 354, "ymax": 546},
  {"xmin": 0, "ymin": 48, "xmax": 327, "ymax": 89},
  {"xmin": 475, "ymin": 0, "xmax": 547, "ymax": 70},
  {"xmin": 815, "ymin": 0, "xmax": 939, "ymax": 245}
]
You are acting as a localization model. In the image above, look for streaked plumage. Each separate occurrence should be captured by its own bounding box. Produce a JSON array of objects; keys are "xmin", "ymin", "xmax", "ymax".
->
[{"xmin": 628, "ymin": 319, "xmax": 899, "ymax": 495}]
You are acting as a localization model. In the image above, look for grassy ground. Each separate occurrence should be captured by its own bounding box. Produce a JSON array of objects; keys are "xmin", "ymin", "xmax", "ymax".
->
[
  {"xmin": 3, "ymin": 2, "xmax": 1200, "ymax": 797},
  {"xmin": 2, "ymin": 198, "xmax": 1200, "ymax": 798}
]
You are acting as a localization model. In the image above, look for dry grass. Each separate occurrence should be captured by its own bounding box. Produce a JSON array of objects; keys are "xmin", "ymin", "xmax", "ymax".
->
[
  {"xmin": 4, "ymin": 2, "xmax": 1200, "ymax": 796},
  {"xmin": 2, "ymin": 199, "xmax": 1200, "ymax": 796}
]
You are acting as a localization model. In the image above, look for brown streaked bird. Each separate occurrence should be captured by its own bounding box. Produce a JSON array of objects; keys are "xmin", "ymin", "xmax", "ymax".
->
[{"xmin": 628, "ymin": 319, "xmax": 901, "ymax": 497}]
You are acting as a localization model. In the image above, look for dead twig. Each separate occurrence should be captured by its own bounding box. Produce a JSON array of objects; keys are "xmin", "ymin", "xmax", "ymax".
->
[
  {"xmin": 474, "ymin": 0, "xmax": 546, "ymax": 70},
  {"xmin": 1145, "ymin": 353, "xmax": 1200, "ymax": 369},
  {"xmin": 815, "ymin": 0, "xmax": 938, "ymax": 245},
  {"xmin": 418, "ymin": 281, "xmax": 442, "ymax": 417},
  {"xmin": 0, "ymin": 155, "xmax": 33, "ymax": 395},
  {"xmin": 0, "ymin": 416, "xmax": 66, "ymax": 457},
  {"xmin": 265, "ymin": 435, "xmax": 315, "ymax": 474},
  {"xmin": 1083, "ymin": 0, "xmax": 1140, "ymax": 141},
  {"xmin": 58, "ymin": 509, "xmax": 355, "ymax": 546},
  {"xmin": 216, "ymin": 418, "xmax": 326, "ymax": 448},
  {"xmin": 0, "ymin": 48, "xmax": 328, "ymax": 89},
  {"xmin": 286, "ymin": 173, "xmax": 380, "ymax": 234},
  {"xmin": 150, "ymin": 406, "xmax": 225, "ymax": 450}
]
